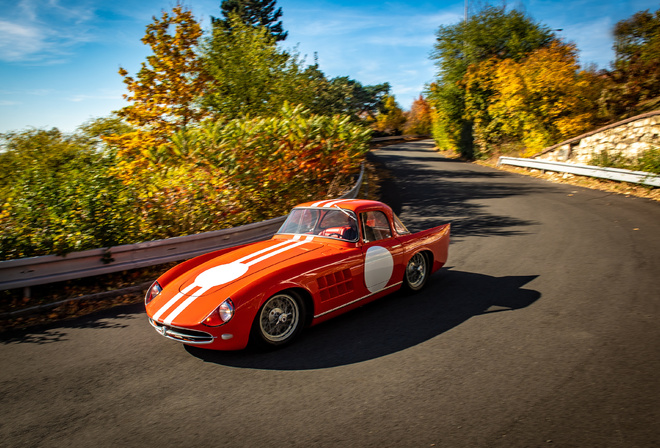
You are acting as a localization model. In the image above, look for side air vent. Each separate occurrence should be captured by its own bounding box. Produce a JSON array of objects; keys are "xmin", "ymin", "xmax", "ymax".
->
[{"xmin": 318, "ymin": 268, "xmax": 354, "ymax": 301}]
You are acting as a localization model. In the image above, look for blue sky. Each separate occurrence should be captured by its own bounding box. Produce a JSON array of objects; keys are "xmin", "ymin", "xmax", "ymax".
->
[{"xmin": 0, "ymin": 0, "xmax": 658, "ymax": 133}]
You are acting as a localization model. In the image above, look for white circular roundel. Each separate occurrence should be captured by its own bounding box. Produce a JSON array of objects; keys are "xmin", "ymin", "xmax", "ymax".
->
[
  {"xmin": 195, "ymin": 262, "xmax": 249, "ymax": 289},
  {"xmin": 364, "ymin": 246, "xmax": 394, "ymax": 293}
]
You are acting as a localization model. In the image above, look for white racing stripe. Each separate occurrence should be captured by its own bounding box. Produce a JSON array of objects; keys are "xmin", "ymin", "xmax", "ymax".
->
[
  {"xmin": 311, "ymin": 199, "xmax": 351, "ymax": 208},
  {"xmin": 243, "ymin": 236, "xmax": 313, "ymax": 267},
  {"xmin": 234, "ymin": 239, "xmax": 293, "ymax": 264},
  {"xmin": 323, "ymin": 199, "xmax": 350, "ymax": 208},
  {"xmin": 153, "ymin": 236, "xmax": 314, "ymax": 324},
  {"xmin": 152, "ymin": 284, "xmax": 198, "ymax": 321},
  {"xmin": 163, "ymin": 286, "xmax": 211, "ymax": 325}
]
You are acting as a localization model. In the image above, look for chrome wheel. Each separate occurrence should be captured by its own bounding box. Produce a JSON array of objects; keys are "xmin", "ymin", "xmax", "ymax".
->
[
  {"xmin": 405, "ymin": 252, "xmax": 428, "ymax": 292},
  {"xmin": 257, "ymin": 293, "xmax": 302, "ymax": 345}
]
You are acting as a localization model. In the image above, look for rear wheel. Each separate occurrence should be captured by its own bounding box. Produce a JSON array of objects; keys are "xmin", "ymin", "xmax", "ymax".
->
[
  {"xmin": 404, "ymin": 252, "xmax": 429, "ymax": 292},
  {"xmin": 252, "ymin": 291, "xmax": 305, "ymax": 348}
]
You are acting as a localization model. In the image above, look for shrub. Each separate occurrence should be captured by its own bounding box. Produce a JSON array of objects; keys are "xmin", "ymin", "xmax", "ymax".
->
[{"xmin": 0, "ymin": 106, "xmax": 370, "ymax": 260}]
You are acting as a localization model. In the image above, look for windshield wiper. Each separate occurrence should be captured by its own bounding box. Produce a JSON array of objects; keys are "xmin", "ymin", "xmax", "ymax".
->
[{"xmin": 332, "ymin": 204, "xmax": 357, "ymax": 221}]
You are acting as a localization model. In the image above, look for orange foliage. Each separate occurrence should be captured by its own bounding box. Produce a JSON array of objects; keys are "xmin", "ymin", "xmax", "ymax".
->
[{"xmin": 404, "ymin": 96, "xmax": 432, "ymax": 135}]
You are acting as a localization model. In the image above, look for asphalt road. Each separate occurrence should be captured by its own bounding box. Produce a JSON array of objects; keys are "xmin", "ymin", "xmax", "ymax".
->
[{"xmin": 2, "ymin": 140, "xmax": 659, "ymax": 447}]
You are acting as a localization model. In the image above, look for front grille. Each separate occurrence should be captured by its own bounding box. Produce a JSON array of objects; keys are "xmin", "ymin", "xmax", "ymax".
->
[{"xmin": 150, "ymin": 319, "xmax": 214, "ymax": 344}]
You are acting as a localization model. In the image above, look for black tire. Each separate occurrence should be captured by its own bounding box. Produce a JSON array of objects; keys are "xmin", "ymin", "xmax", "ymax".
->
[
  {"xmin": 404, "ymin": 252, "xmax": 429, "ymax": 292},
  {"xmin": 252, "ymin": 291, "xmax": 305, "ymax": 348}
]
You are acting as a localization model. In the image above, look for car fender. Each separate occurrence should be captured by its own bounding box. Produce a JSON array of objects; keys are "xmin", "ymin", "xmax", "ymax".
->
[{"xmin": 400, "ymin": 224, "xmax": 450, "ymax": 272}]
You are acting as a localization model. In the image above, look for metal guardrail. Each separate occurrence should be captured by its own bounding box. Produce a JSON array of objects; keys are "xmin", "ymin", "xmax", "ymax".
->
[
  {"xmin": 498, "ymin": 157, "xmax": 660, "ymax": 188},
  {"xmin": 0, "ymin": 165, "xmax": 364, "ymax": 293},
  {"xmin": 371, "ymin": 134, "xmax": 431, "ymax": 142},
  {"xmin": 0, "ymin": 217, "xmax": 286, "ymax": 292}
]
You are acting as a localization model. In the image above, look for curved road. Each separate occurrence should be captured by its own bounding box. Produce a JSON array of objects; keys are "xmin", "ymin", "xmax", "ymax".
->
[{"xmin": 2, "ymin": 140, "xmax": 659, "ymax": 447}]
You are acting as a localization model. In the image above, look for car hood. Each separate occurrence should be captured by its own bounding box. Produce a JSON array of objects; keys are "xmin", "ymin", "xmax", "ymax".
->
[
  {"xmin": 148, "ymin": 237, "xmax": 324, "ymax": 326},
  {"xmin": 178, "ymin": 237, "xmax": 323, "ymax": 294}
]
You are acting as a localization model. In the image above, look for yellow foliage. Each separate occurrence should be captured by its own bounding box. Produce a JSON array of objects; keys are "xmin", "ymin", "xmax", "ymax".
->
[
  {"xmin": 109, "ymin": 5, "xmax": 211, "ymax": 174},
  {"xmin": 466, "ymin": 41, "xmax": 599, "ymax": 155},
  {"xmin": 374, "ymin": 95, "xmax": 406, "ymax": 135}
]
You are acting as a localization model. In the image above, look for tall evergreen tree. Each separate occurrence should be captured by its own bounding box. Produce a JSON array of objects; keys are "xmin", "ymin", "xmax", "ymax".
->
[{"xmin": 213, "ymin": 0, "xmax": 288, "ymax": 42}]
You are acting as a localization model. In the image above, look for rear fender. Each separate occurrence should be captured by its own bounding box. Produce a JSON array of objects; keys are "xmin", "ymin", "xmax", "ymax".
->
[{"xmin": 400, "ymin": 224, "xmax": 450, "ymax": 272}]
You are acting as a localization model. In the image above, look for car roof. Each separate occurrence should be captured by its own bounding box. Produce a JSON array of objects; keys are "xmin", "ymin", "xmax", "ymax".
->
[{"xmin": 293, "ymin": 199, "xmax": 392, "ymax": 214}]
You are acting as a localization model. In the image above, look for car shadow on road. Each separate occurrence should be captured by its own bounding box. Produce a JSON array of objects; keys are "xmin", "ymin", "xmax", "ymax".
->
[{"xmin": 185, "ymin": 268, "xmax": 541, "ymax": 370}]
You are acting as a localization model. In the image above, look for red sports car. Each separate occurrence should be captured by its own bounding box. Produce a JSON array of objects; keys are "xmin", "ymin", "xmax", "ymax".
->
[{"xmin": 145, "ymin": 199, "xmax": 450, "ymax": 350}]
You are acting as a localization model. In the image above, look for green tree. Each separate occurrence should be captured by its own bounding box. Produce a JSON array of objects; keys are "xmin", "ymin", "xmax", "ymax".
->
[
  {"xmin": 214, "ymin": 0, "xmax": 287, "ymax": 42},
  {"xmin": 201, "ymin": 14, "xmax": 299, "ymax": 118},
  {"xmin": 77, "ymin": 115, "xmax": 134, "ymax": 150},
  {"xmin": 328, "ymin": 78, "xmax": 390, "ymax": 121},
  {"xmin": 613, "ymin": 8, "xmax": 660, "ymax": 66},
  {"xmin": 201, "ymin": 21, "xmax": 390, "ymax": 122},
  {"xmin": 0, "ymin": 128, "xmax": 139, "ymax": 259},
  {"xmin": 299, "ymin": 71, "xmax": 390, "ymax": 120}
]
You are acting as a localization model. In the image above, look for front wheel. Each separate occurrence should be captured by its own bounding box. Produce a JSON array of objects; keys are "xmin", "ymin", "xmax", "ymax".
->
[
  {"xmin": 404, "ymin": 252, "xmax": 429, "ymax": 292},
  {"xmin": 252, "ymin": 291, "xmax": 305, "ymax": 348}
]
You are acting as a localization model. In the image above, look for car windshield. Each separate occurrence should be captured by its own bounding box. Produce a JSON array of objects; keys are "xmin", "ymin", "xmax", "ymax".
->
[{"xmin": 278, "ymin": 207, "xmax": 359, "ymax": 242}]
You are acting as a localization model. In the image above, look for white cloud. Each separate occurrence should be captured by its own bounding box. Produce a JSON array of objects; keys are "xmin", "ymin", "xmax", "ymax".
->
[
  {"xmin": 0, "ymin": 20, "xmax": 45, "ymax": 61},
  {"xmin": 0, "ymin": 0, "xmax": 97, "ymax": 63}
]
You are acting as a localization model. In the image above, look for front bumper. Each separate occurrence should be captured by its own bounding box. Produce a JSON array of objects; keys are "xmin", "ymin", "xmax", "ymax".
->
[
  {"xmin": 148, "ymin": 318, "xmax": 251, "ymax": 350},
  {"xmin": 149, "ymin": 319, "xmax": 214, "ymax": 344}
]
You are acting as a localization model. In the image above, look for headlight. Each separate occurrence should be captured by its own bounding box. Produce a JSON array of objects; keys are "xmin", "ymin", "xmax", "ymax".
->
[
  {"xmin": 203, "ymin": 298, "xmax": 235, "ymax": 327},
  {"xmin": 145, "ymin": 281, "xmax": 162, "ymax": 305}
]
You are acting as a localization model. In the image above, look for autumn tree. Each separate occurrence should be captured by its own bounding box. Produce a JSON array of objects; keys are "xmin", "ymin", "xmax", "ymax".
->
[
  {"xmin": 213, "ymin": 0, "xmax": 287, "ymax": 41},
  {"xmin": 471, "ymin": 42, "xmax": 600, "ymax": 155},
  {"xmin": 107, "ymin": 5, "xmax": 210, "ymax": 172},
  {"xmin": 373, "ymin": 94, "xmax": 406, "ymax": 135},
  {"xmin": 404, "ymin": 95, "xmax": 432, "ymax": 135},
  {"xmin": 600, "ymin": 8, "xmax": 660, "ymax": 118},
  {"xmin": 155, "ymin": 105, "xmax": 371, "ymax": 219},
  {"xmin": 428, "ymin": 5, "xmax": 555, "ymax": 157}
]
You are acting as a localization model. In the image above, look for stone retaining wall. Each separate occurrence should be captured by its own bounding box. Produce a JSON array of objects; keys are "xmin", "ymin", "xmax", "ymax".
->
[{"xmin": 534, "ymin": 111, "xmax": 660, "ymax": 164}]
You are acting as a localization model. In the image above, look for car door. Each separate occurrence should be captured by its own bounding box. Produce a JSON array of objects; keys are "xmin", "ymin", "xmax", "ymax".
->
[
  {"xmin": 359, "ymin": 210, "xmax": 404, "ymax": 293},
  {"xmin": 311, "ymin": 209, "xmax": 404, "ymax": 317},
  {"xmin": 310, "ymin": 208, "xmax": 366, "ymax": 317}
]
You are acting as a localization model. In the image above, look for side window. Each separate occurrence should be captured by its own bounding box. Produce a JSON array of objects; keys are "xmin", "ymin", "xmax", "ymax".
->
[
  {"xmin": 393, "ymin": 213, "xmax": 410, "ymax": 235},
  {"xmin": 360, "ymin": 211, "xmax": 392, "ymax": 243}
]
